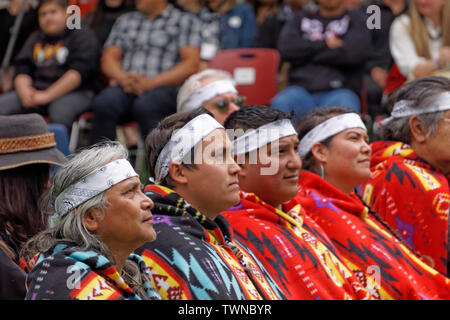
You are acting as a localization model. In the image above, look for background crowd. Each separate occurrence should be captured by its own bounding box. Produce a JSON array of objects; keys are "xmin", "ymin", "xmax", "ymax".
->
[
  {"xmin": 1, "ymin": 0, "xmax": 450, "ymax": 300},
  {"xmin": 1, "ymin": 0, "xmax": 449, "ymax": 146}
]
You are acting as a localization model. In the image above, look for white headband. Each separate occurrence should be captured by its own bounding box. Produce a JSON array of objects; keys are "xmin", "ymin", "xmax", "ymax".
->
[
  {"xmin": 55, "ymin": 159, "xmax": 138, "ymax": 217},
  {"xmin": 153, "ymin": 114, "xmax": 224, "ymax": 184},
  {"xmin": 233, "ymin": 119, "xmax": 297, "ymax": 155},
  {"xmin": 298, "ymin": 113, "xmax": 366, "ymax": 157},
  {"xmin": 182, "ymin": 80, "xmax": 238, "ymax": 112},
  {"xmin": 381, "ymin": 91, "xmax": 450, "ymax": 125}
]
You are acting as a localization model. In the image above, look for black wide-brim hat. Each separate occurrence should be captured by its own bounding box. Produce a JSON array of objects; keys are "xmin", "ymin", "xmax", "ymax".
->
[{"xmin": 0, "ymin": 113, "xmax": 67, "ymax": 171}]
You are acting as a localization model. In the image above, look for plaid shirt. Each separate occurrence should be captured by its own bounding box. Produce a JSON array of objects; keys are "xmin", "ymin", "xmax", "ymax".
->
[
  {"xmin": 105, "ymin": 5, "xmax": 201, "ymax": 78},
  {"xmin": 194, "ymin": 8, "xmax": 220, "ymax": 60}
]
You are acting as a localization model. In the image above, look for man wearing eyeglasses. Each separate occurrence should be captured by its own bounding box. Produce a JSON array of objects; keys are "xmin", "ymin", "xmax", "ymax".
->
[{"xmin": 176, "ymin": 68, "xmax": 246, "ymax": 124}]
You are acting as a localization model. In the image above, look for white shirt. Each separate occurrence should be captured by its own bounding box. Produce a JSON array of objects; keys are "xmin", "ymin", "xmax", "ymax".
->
[{"xmin": 389, "ymin": 14, "xmax": 442, "ymax": 80}]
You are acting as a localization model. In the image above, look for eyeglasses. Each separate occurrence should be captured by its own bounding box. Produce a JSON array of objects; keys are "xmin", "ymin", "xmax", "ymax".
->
[{"xmin": 213, "ymin": 96, "xmax": 246, "ymax": 113}]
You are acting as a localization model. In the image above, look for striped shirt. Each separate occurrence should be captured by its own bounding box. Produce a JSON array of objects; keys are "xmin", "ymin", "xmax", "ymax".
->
[{"xmin": 105, "ymin": 5, "xmax": 202, "ymax": 78}]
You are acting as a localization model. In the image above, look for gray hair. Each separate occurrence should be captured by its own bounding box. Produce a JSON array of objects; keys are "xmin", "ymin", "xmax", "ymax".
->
[
  {"xmin": 380, "ymin": 76, "xmax": 450, "ymax": 143},
  {"xmin": 176, "ymin": 68, "xmax": 235, "ymax": 113},
  {"xmin": 22, "ymin": 141, "xmax": 154, "ymax": 299}
]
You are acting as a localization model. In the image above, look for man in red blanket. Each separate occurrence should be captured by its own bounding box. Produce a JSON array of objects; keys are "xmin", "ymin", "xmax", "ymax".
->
[{"xmin": 222, "ymin": 105, "xmax": 372, "ymax": 300}]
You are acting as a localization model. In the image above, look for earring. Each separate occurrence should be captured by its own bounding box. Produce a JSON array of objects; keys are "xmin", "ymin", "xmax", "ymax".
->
[{"xmin": 320, "ymin": 164, "xmax": 325, "ymax": 179}]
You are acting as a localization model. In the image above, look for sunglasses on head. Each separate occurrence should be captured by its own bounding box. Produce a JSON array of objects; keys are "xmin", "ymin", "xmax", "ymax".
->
[{"xmin": 214, "ymin": 96, "xmax": 246, "ymax": 113}]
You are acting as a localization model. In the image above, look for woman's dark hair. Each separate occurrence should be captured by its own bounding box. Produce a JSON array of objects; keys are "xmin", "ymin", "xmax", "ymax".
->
[
  {"xmin": 380, "ymin": 76, "xmax": 450, "ymax": 143},
  {"xmin": 0, "ymin": 164, "xmax": 50, "ymax": 258},
  {"xmin": 224, "ymin": 105, "xmax": 293, "ymax": 131},
  {"xmin": 296, "ymin": 106, "xmax": 356, "ymax": 173},
  {"xmin": 145, "ymin": 107, "xmax": 213, "ymax": 188}
]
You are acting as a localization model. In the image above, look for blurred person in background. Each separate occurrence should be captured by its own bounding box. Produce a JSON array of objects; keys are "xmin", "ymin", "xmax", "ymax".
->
[
  {"xmin": 90, "ymin": 0, "xmax": 202, "ymax": 143},
  {"xmin": 176, "ymin": 68, "xmax": 244, "ymax": 124},
  {"xmin": 271, "ymin": 0, "xmax": 370, "ymax": 124},
  {"xmin": 390, "ymin": 0, "xmax": 450, "ymax": 81}
]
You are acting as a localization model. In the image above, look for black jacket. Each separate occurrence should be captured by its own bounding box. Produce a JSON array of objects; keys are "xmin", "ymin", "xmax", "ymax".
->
[
  {"xmin": 0, "ymin": 245, "xmax": 26, "ymax": 300},
  {"xmin": 278, "ymin": 8, "xmax": 370, "ymax": 94},
  {"xmin": 364, "ymin": 0, "xmax": 409, "ymax": 72},
  {"xmin": 255, "ymin": 5, "xmax": 292, "ymax": 50}
]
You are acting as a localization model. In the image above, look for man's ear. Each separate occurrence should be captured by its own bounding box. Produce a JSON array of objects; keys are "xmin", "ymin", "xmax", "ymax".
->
[
  {"xmin": 409, "ymin": 115, "xmax": 429, "ymax": 143},
  {"xmin": 311, "ymin": 142, "xmax": 328, "ymax": 164},
  {"xmin": 168, "ymin": 162, "xmax": 188, "ymax": 184},
  {"xmin": 83, "ymin": 208, "xmax": 103, "ymax": 232}
]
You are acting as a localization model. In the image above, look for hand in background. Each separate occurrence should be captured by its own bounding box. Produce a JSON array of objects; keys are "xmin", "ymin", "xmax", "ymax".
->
[
  {"xmin": 8, "ymin": 0, "xmax": 31, "ymax": 15},
  {"xmin": 116, "ymin": 73, "xmax": 154, "ymax": 96},
  {"xmin": 130, "ymin": 74, "xmax": 155, "ymax": 96},
  {"xmin": 325, "ymin": 35, "xmax": 343, "ymax": 49},
  {"xmin": 371, "ymin": 67, "xmax": 388, "ymax": 88},
  {"xmin": 117, "ymin": 73, "xmax": 138, "ymax": 94},
  {"xmin": 439, "ymin": 47, "xmax": 450, "ymax": 68},
  {"xmin": 17, "ymin": 86, "xmax": 38, "ymax": 108},
  {"xmin": 30, "ymin": 90, "xmax": 52, "ymax": 107}
]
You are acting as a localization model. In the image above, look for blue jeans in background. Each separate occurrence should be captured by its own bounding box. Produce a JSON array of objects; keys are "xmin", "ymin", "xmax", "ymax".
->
[
  {"xmin": 90, "ymin": 85, "xmax": 178, "ymax": 143},
  {"xmin": 271, "ymin": 85, "xmax": 361, "ymax": 124},
  {"xmin": 48, "ymin": 123, "xmax": 70, "ymax": 175},
  {"xmin": 48, "ymin": 123, "xmax": 70, "ymax": 157}
]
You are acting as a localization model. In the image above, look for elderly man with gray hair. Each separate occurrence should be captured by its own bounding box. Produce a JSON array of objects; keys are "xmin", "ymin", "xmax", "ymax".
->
[
  {"xmin": 177, "ymin": 68, "xmax": 246, "ymax": 124},
  {"xmin": 22, "ymin": 141, "xmax": 161, "ymax": 300},
  {"xmin": 360, "ymin": 76, "xmax": 450, "ymax": 276}
]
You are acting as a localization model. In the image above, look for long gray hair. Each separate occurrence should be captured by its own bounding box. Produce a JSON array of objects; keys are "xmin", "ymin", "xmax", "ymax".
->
[
  {"xmin": 22, "ymin": 141, "xmax": 153, "ymax": 299},
  {"xmin": 380, "ymin": 76, "xmax": 450, "ymax": 143}
]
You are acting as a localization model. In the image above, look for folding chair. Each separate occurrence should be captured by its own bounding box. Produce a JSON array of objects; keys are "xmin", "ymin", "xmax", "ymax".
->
[
  {"xmin": 69, "ymin": 112, "xmax": 146, "ymax": 174},
  {"xmin": 208, "ymin": 48, "xmax": 280, "ymax": 106},
  {"xmin": 69, "ymin": 111, "xmax": 94, "ymax": 153}
]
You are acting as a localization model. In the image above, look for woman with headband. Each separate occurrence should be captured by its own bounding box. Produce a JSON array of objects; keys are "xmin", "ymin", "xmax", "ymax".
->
[
  {"xmin": 360, "ymin": 76, "xmax": 450, "ymax": 275},
  {"xmin": 137, "ymin": 107, "xmax": 285, "ymax": 300},
  {"xmin": 286, "ymin": 105, "xmax": 450, "ymax": 299},
  {"xmin": 222, "ymin": 105, "xmax": 372, "ymax": 300},
  {"xmin": 22, "ymin": 141, "xmax": 161, "ymax": 300}
]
